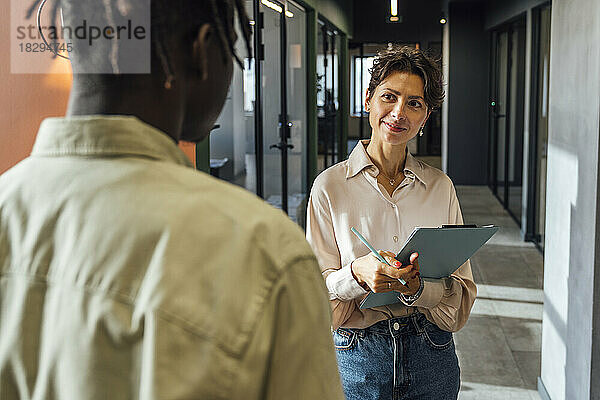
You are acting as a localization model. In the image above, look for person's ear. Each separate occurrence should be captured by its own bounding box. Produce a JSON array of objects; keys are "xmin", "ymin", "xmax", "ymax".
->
[
  {"xmin": 192, "ymin": 23, "xmax": 213, "ymax": 81},
  {"xmin": 364, "ymin": 89, "xmax": 371, "ymax": 112}
]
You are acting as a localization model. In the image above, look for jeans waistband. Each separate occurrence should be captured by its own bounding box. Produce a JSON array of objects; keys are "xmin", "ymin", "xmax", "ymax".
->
[{"xmin": 345, "ymin": 313, "xmax": 429, "ymax": 338}]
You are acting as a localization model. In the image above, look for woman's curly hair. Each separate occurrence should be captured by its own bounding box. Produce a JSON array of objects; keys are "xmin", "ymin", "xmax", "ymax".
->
[{"xmin": 367, "ymin": 45, "xmax": 445, "ymax": 110}]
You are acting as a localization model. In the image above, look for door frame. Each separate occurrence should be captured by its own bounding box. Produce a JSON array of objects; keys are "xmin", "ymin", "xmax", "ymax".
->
[
  {"xmin": 317, "ymin": 17, "xmax": 342, "ymax": 170},
  {"xmin": 254, "ymin": 0, "xmax": 306, "ymax": 214},
  {"xmin": 525, "ymin": 2, "xmax": 552, "ymax": 250},
  {"xmin": 487, "ymin": 14, "xmax": 527, "ymax": 227}
]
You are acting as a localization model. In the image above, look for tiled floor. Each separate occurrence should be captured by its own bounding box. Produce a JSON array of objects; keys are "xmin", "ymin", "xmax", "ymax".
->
[{"xmin": 454, "ymin": 186, "xmax": 543, "ymax": 400}]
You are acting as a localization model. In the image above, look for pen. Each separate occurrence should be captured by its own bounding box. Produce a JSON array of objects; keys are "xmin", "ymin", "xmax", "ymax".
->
[{"xmin": 350, "ymin": 227, "xmax": 407, "ymax": 285}]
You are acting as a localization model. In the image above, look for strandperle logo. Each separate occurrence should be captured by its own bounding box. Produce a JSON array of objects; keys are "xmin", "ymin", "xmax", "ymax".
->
[
  {"xmin": 11, "ymin": 0, "xmax": 150, "ymax": 74},
  {"xmin": 16, "ymin": 19, "xmax": 147, "ymax": 46}
]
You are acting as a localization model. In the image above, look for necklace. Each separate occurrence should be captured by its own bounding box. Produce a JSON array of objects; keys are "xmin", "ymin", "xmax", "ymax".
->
[{"xmin": 378, "ymin": 170, "xmax": 403, "ymax": 186}]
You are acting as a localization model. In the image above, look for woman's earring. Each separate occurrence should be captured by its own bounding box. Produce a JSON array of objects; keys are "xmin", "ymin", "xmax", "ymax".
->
[
  {"xmin": 164, "ymin": 74, "xmax": 174, "ymax": 90},
  {"xmin": 419, "ymin": 126, "xmax": 425, "ymax": 136}
]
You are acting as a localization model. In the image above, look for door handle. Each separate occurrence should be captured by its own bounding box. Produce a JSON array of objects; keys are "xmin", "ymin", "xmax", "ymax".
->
[
  {"xmin": 490, "ymin": 101, "xmax": 505, "ymax": 118},
  {"xmin": 270, "ymin": 142, "xmax": 294, "ymax": 150}
]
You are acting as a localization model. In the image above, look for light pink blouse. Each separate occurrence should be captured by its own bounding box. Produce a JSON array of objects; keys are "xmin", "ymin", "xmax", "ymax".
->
[{"xmin": 306, "ymin": 140, "xmax": 477, "ymax": 331}]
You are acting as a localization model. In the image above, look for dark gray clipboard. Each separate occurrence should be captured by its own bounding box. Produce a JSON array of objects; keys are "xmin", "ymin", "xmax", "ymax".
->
[{"xmin": 359, "ymin": 225, "xmax": 498, "ymax": 309}]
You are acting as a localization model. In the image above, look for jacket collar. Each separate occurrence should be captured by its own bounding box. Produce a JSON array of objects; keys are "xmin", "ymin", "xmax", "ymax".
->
[{"xmin": 32, "ymin": 115, "xmax": 193, "ymax": 168}]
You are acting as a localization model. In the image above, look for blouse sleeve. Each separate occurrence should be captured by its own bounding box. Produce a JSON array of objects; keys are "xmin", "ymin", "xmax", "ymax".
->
[
  {"xmin": 306, "ymin": 182, "xmax": 367, "ymax": 329},
  {"xmin": 408, "ymin": 183, "xmax": 477, "ymax": 332}
]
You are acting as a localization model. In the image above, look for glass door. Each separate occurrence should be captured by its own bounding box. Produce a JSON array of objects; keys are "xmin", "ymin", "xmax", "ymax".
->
[
  {"xmin": 208, "ymin": 0, "xmax": 307, "ymax": 226},
  {"xmin": 261, "ymin": 0, "xmax": 284, "ymax": 211},
  {"xmin": 488, "ymin": 31, "xmax": 497, "ymax": 189},
  {"xmin": 260, "ymin": 0, "xmax": 307, "ymax": 224},
  {"xmin": 210, "ymin": 0, "xmax": 256, "ymax": 192},
  {"xmin": 507, "ymin": 20, "xmax": 526, "ymax": 224},
  {"xmin": 535, "ymin": 5, "xmax": 551, "ymax": 250},
  {"xmin": 488, "ymin": 17, "xmax": 527, "ymax": 227},
  {"xmin": 493, "ymin": 30, "xmax": 509, "ymax": 203},
  {"xmin": 285, "ymin": 1, "xmax": 308, "ymax": 224},
  {"xmin": 527, "ymin": 3, "xmax": 551, "ymax": 249},
  {"xmin": 317, "ymin": 21, "xmax": 340, "ymax": 172}
]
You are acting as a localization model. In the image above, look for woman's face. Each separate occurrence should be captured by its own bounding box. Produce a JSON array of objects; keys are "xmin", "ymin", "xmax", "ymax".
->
[{"xmin": 366, "ymin": 71, "xmax": 430, "ymax": 146}]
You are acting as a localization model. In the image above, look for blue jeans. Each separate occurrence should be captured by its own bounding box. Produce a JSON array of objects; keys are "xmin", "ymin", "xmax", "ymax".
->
[{"xmin": 333, "ymin": 313, "xmax": 460, "ymax": 400}]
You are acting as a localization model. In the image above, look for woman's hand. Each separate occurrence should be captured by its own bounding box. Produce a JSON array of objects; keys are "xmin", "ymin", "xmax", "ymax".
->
[{"xmin": 351, "ymin": 251, "xmax": 421, "ymax": 295}]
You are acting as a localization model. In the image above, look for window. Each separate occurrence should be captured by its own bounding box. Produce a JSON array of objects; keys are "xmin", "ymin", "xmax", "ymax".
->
[
  {"xmin": 243, "ymin": 58, "xmax": 255, "ymax": 113},
  {"xmin": 353, "ymin": 56, "xmax": 374, "ymax": 115}
]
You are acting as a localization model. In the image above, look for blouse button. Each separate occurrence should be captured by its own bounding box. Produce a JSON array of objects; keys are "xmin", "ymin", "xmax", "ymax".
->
[
  {"xmin": 393, "ymin": 322, "xmax": 400, "ymax": 330},
  {"xmin": 393, "ymin": 236, "xmax": 399, "ymax": 243}
]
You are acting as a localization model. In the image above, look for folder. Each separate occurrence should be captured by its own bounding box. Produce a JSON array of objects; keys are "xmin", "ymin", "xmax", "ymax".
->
[{"xmin": 359, "ymin": 225, "xmax": 498, "ymax": 309}]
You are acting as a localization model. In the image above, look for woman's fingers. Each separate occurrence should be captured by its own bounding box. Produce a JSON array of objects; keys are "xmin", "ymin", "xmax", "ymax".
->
[
  {"xmin": 409, "ymin": 252, "xmax": 419, "ymax": 270},
  {"xmin": 379, "ymin": 251, "xmax": 397, "ymax": 266},
  {"xmin": 363, "ymin": 251, "xmax": 420, "ymax": 293},
  {"xmin": 382, "ymin": 251, "xmax": 419, "ymax": 270},
  {"xmin": 370, "ymin": 254, "xmax": 421, "ymax": 293},
  {"xmin": 380, "ymin": 264, "xmax": 412, "ymax": 280},
  {"xmin": 379, "ymin": 250, "xmax": 395, "ymax": 258},
  {"xmin": 370, "ymin": 267, "xmax": 421, "ymax": 293}
]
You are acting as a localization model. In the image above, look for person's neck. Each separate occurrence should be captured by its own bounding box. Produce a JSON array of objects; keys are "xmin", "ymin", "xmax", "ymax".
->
[
  {"xmin": 66, "ymin": 76, "xmax": 185, "ymax": 142},
  {"xmin": 366, "ymin": 136, "xmax": 407, "ymax": 178}
]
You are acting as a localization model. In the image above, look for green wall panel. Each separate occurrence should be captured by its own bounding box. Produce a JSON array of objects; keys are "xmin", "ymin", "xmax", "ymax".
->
[
  {"xmin": 195, "ymin": 138, "xmax": 209, "ymax": 174},
  {"xmin": 302, "ymin": 0, "xmax": 354, "ymax": 37},
  {"xmin": 303, "ymin": 0, "xmax": 352, "ymax": 188}
]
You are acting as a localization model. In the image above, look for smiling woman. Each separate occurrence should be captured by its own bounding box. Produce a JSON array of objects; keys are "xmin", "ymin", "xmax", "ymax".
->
[
  {"xmin": 306, "ymin": 45, "xmax": 477, "ymax": 400},
  {"xmin": 363, "ymin": 46, "xmax": 444, "ymax": 194},
  {"xmin": 367, "ymin": 71, "xmax": 429, "ymax": 148}
]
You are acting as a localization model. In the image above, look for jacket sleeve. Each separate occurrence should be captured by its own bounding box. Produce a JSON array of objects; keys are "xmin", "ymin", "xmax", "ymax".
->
[{"xmin": 235, "ymin": 257, "xmax": 346, "ymax": 400}]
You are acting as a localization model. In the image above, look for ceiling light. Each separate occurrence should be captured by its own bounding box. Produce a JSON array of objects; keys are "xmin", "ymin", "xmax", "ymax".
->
[
  {"xmin": 390, "ymin": 0, "xmax": 398, "ymax": 17},
  {"xmin": 439, "ymin": 12, "xmax": 447, "ymax": 24},
  {"xmin": 261, "ymin": 0, "xmax": 282, "ymax": 13},
  {"xmin": 261, "ymin": 0, "xmax": 293, "ymax": 17}
]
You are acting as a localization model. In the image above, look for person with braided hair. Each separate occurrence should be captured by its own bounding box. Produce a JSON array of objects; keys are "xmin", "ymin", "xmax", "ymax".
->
[{"xmin": 0, "ymin": 1, "xmax": 344, "ymax": 399}]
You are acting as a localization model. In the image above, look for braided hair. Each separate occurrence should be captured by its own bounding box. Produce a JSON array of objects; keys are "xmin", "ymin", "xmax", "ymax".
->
[{"xmin": 26, "ymin": 0, "xmax": 252, "ymax": 78}]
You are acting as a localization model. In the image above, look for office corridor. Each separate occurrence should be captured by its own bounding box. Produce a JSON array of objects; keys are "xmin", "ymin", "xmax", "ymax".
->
[{"xmin": 454, "ymin": 186, "xmax": 543, "ymax": 400}]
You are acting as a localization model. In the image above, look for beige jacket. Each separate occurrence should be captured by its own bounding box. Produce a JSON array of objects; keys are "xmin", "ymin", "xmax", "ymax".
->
[{"xmin": 0, "ymin": 116, "xmax": 344, "ymax": 400}]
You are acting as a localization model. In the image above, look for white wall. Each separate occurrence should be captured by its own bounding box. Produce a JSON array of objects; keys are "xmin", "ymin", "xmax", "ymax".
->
[{"xmin": 540, "ymin": 0, "xmax": 600, "ymax": 399}]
